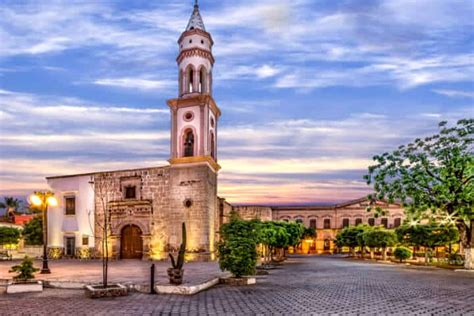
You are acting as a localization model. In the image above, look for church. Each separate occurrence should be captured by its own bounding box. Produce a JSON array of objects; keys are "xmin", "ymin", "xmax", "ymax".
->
[{"xmin": 45, "ymin": 2, "xmax": 404, "ymax": 260}]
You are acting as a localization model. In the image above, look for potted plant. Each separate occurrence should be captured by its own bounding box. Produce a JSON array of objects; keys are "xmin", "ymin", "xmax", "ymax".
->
[
  {"xmin": 7, "ymin": 256, "xmax": 43, "ymax": 293},
  {"xmin": 167, "ymin": 222, "xmax": 186, "ymax": 285}
]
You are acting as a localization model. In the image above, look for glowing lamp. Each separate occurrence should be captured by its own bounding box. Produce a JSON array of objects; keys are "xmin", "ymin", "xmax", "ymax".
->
[
  {"xmin": 29, "ymin": 194, "xmax": 42, "ymax": 207},
  {"xmin": 46, "ymin": 196, "xmax": 58, "ymax": 207}
]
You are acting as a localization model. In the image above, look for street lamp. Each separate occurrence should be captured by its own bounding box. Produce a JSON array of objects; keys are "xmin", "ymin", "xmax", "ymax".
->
[{"xmin": 29, "ymin": 191, "xmax": 58, "ymax": 274}]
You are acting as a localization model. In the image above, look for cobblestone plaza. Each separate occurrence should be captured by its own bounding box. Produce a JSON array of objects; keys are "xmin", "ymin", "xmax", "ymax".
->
[{"xmin": 1, "ymin": 256, "xmax": 473, "ymax": 315}]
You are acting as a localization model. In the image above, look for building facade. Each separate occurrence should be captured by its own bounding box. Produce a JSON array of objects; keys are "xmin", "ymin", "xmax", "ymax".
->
[
  {"xmin": 46, "ymin": 2, "xmax": 220, "ymax": 260},
  {"xmin": 227, "ymin": 198, "xmax": 405, "ymax": 254}
]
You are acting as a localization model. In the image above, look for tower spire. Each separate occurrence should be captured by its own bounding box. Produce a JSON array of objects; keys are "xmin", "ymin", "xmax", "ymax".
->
[{"xmin": 186, "ymin": 0, "xmax": 206, "ymax": 31}]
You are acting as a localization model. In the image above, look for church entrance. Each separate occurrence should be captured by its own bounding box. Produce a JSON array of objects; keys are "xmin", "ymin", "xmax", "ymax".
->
[{"xmin": 120, "ymin": 225, "xmax": 143, "ymax": 259}]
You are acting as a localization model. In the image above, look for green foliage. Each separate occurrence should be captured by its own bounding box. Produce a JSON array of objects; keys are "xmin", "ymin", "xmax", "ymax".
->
[
  {"xmin": 280, "ymin": 221, "xmax": 305, "ymax": 247},
  {"xmin": 0, "ymin": 227, "xmax": 21, "ymax": 245},
  {"xmin": 169, "ymin": 222, "xmax": 186, "ymax": 270},
  {"xmin": 335, "ymin": 226, "xmax": 369, "ymax": 248},
  {"xmin": 396, "ymin": 224, "xmax": 459, "ymax": 248},
  {"xmin": 9, "ymin": 256, "xmax": 39, "ymax": 281},
  {"xmin": 302, "ymin": 227, "xmax": 316, "ymax": 239},
  {"xmin": 362, "ymin": 229, "xmax": 398, "ymax": 248},
  {"xmin": 0, "ymin": 197, "xmax": 22, "ymax": 219},
  {"xmin": 364, "ymin": 119, "xmax": 473, "ymax": 249},
  {"xmin": 218, "ymin": 219, "xmax": 259, "ymax": 277},
  {"xmin": 22, "ymin": 216, "xmax": 43, "ymax": 245},
  {"xmin": 394, "ymin": 246, "xmax": 412, "ymax": 262}
]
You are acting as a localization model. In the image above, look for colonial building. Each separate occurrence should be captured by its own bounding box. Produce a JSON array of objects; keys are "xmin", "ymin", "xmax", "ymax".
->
[
  {"xmin": 46, "ymin": 2, "xmax": 220, "ymax": 260},
  {"xmin": 226, "ymin": 198, "xmax": 405, "ymax": 254},
  {"xmin": 45, "ymin": 2, "xmax": 406, "ymax": 260}
]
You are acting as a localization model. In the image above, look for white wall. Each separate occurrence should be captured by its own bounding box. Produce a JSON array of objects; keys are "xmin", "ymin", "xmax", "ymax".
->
[{"xmin": 46, "ymin": 175, "xmax": 95, "ymax": 248}]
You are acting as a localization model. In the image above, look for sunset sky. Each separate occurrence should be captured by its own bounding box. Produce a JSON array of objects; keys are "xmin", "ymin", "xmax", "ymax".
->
[{"xmin": 1, "ymin": 0, "xmax": 473, "ymax": 205}]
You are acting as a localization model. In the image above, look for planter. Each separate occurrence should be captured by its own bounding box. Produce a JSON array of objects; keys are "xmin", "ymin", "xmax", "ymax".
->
[
  {"xmin": 220, "ymin": 276, "xmax": 256, "ymax": 286},
  {"xmin": 7, "ymin": 281, "xmax": 43, "ymax": 294},
  {"xmin": 84, "ymin": 284, "xmax": 128, "ymax": 299},
  {"xmin": 167, "ymin": 268, "xmax": 184, "ymax": 285}
]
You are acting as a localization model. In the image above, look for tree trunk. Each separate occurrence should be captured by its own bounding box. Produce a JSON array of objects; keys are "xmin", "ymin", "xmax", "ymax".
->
[
  {"xmin": 424, "ymin": 248, "xmax": 429, "ymax": 266},
  {"xmin": 350, "ymin": 247, "xmax": 355, "ymax": 257},
  {"xmin": 458, "ymin": 219, "xmax": 473, "ymax": 270},
  {"xmin": 382, "ymin": 247, "xmax": 387, "ymax": 261},
  {"xmin": 361, "ymin": 246, "xmax": 366, "ymax": 259},
  {"xmin": 370, "ymin": 249, "xmax": 374, "ymax": 259}
]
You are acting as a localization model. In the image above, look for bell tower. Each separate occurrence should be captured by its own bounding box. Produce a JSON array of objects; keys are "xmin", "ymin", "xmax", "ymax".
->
[
  {"xmin": 168, "ymin": 0, "xmax": 220, "ymax": 171},
  {"xmin": 167, "ymin": 1, "xmax": 220, "ymax": 258}
]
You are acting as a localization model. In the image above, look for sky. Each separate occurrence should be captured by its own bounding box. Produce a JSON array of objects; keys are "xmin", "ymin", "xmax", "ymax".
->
[{"xmin": 0, "ymin": 0, "xmax": 473, "ymax": 205}]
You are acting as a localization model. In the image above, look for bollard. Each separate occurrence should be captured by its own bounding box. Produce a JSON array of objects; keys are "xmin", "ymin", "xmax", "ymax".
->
[{"xmin": 150, "ymin": 263, "xmax": 156, "ymax": 294}]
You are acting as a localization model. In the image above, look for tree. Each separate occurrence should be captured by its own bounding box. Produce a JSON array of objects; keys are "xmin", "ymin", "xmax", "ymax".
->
[
  {"xmin": 365, "ymin": 119, "xmax": 473, "ymax": 269},
  {"xmin": 218, "ymin": 219, "xmax": 259, "ymax": 277},
  {"xmin": 335, "ymin": 226, "xmax": 367, "ymax": 257},
  {"xmin": 396, "ymin": 224, "xmax": 459, "ymax": 264},
  {"xmin": 0, "ymin": 197, "xmax": 22, "ymax": 221},
  {"xmin": 0, "ymin": 227, "xmax": 21, "ymax": 245},
  {"xmin": 22, "ymin": 216, "xmax": 43, "ymax": 245},
  {"xmin": 362, "ymin": 229, "xmax": 398, "ymax": 261},
  {"xmin": 355, "ymin": 225, "xmax": 373, "ymax": 258},
  {"xmin": 9, "ymin": 256, "xmax": 39, "ymax": 281},
  {"xmin": 91, "ymin": 173, "xmax": 115, "ymax": 288},
  {"xmin": 394, "ymin": 247, "xmax": 412, "ymax": 263}
]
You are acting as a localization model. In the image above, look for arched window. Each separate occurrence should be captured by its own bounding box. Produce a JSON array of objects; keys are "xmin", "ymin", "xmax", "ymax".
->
[
  {"xmin": 394, "ymin": 218, "xmax": 401, "ymax": 227},
  {"xmin": 309, "ymin": 219, "xmax": 316, "ymax": 229},
  {"xmin": 183, "ymin": 129, "xmax": 194, "ymax": 157},
  {"xmin": 210, "ymin": 132, "xmax": 215, "ymax": 160},
  {"xmin": 342, "ymin": 218, "xmax": 349, "ymax": 228},
  {"xmin": 324, "ymin": 218, "xmax": 331, "ymax": 229},
  {"xmin": 199, "ymin": 68, "xmax": 206, "ymax": 93},
  {"xmin": 368, "ymin": 218, "xmax": 375, "ymax": 226},
  {"xmin": 188, "ymin": 68, "xmax": 194, "ymax": 93},
  {"xmin": 355, "ymin": 218, "xmax": 362, "ymax": 226}
]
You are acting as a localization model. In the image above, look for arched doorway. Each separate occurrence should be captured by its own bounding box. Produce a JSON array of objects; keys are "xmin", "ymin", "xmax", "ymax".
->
[{"xmin": 120, "ymin": 225, "xmax": 143, "ymax": 259}]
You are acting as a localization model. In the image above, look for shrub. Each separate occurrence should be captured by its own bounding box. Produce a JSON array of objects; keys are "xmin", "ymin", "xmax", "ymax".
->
[
  {"xmin": 0, "ymin": 227, "xmax": 21, "ymax": 245},
  {"xmin": 394, "ymin": 246, "xmax": 412, "ymax": 263},
  {"xmin": 9, "ymin": 256, "xmax": 39, "ymax": 281},
  {"xmin": 22, "ymin": 216, "xmax": 43, "ymax": 245},
  {"xmin": 218, "ymin": 219, "xmax": 258, "ymax": 277}
]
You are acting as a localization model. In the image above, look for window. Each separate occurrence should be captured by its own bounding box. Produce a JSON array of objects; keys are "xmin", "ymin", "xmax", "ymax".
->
[
  {"xmin": 310, "ymin": 219, "xmax": 316, "ymax": 229},
  {"xmin": 210, "ymin": 133, "xmax": 215, "ymax": 160},
  {"xmin": 324, "ymin": 218, "xmax": 331, "ymax": 229},
  {"xmin": 184, "ymin": 130, "xmax": 195, "ymax": 157},
  {"xmin": 295, "ymin": 218, "xmax": 303, "ymax": 224},
  {"xmin": 65, "ymin": 197, "xmax": 75, "ymax": 215},
  {"xmin": 201, "ymin": 39, "xmax": 204, "ymax": 44},
  {"xmin": 125, "ymin": 186, "xmax": 136, "ymax": 199},
  {"xmin": 355, "ymin": 218, "xmax": 362, "ymax": 226},
  {"xmin": 381, "ymin": 218, "xmax": 388, "ymax": 228},
  {"xmin": 188, "ymin": 68, "xmax": 194, "ymax": 92},
  {"xmin": 323, "ymin": 239, "xmax": 330, "ymax": 251},
  {"xmin": 82, "ymin": 236, "xmax": 89, "ymax": 246},
  {"xmin": 199, "ymin": 68, "xmax": 206, "ymax": 93},
  {"xmin": 394, "ymin": 218, "xmax": 401, "ymax": 227},
  {"xmin": 368, "ymin": 218, "xmax": 375, "ymax": 226},
  {"xmin": 342, "ymin": 218, "xmax": 349, "ymax": 228}
]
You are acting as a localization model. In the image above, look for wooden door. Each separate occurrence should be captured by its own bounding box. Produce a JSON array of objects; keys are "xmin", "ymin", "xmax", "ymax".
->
[{"xmin": 121, "ymin": 225, "xmax": 143, "ymax": 259}]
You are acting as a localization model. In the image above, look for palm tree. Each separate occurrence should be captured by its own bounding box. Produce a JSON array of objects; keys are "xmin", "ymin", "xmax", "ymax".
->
[{"xmin": 0, "ymin": 197, "xmax": 22, "ymax": 221}]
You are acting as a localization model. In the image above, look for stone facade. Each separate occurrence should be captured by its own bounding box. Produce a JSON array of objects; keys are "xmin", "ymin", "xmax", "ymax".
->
[{"xmin": 230, "ymin": 198, "xmax": 405, "ymax": 254}]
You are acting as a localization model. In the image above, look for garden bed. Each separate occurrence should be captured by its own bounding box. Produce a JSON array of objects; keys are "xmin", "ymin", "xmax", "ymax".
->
[{"xmin": 84, "ymin": 284, "xmax": 128, "ymax": 298}]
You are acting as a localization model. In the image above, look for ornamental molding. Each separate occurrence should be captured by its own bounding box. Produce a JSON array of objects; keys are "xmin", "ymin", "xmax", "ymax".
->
[{"xmin": 177, "ymin": 48, "xmax": 215, "ymax": 65}]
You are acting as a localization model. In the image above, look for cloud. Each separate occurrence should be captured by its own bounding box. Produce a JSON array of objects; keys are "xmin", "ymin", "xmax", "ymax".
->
[
  {"xmin": 433, "ymin": 89, "xmax": 474, "ymax": 98},
  {"xmin": 92, "ymin": 78, "xmax": 175, "ymax": 91}
]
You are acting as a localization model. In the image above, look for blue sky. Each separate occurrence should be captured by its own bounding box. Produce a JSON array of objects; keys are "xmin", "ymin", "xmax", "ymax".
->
[{"xmin": 0, "ymin": 0, "xmax": 473, "ymax": 205}]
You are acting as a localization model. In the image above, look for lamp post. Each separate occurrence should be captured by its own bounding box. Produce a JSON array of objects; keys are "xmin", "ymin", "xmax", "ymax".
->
[{"xmin": 29, "ymin": 191, "xmax": 58, "ymax": 274}]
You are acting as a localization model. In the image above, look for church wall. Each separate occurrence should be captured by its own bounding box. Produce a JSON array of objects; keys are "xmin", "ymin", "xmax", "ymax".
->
[
  {"xmin": 168, "ymin": 164, "xmax": 217, "ymax": 259},
  {"xmin": 93, "ymin": 166, "xmax": 170, "ymax": 260}
]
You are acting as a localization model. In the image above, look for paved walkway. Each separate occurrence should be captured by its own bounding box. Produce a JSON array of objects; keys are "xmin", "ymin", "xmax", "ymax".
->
[
  {"xmin": 0, "ymin": 259, "xmax": 225, "ymax": 286},
  {"xmin": 1, "ymin": 256, "xmax": 473, "ymax": 315}
]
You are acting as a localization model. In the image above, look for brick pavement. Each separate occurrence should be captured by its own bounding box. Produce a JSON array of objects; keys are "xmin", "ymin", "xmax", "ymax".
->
[{"xmin": 1, "ymin": 256, "xmax": 473, "ymax": 315}]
